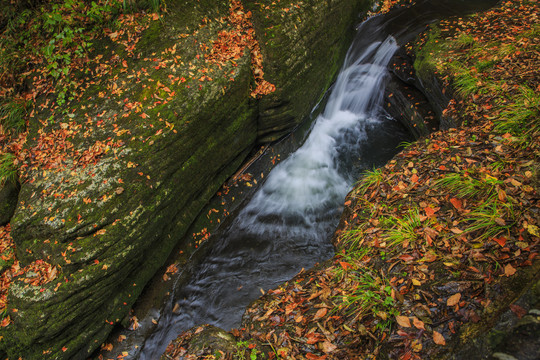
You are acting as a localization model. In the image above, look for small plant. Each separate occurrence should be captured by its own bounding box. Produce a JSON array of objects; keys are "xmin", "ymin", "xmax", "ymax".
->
[
  {"xmin": 450, "ymin": 64, "xmax": 483, "ymax": 97},
  {"xmin": 462, "ymin": 199, "xmax": 514, "ymax": 241},
  {"xmin": 385, "ymin": 207, "xmax": 424, "ymax": 248},
  {"xmin": 434, "ymin": 170, "xmax": 503, "ymax": 199},
  {"xmin": 454, "ymin": 33, "xmax": 476, "ymax": 49},
  {"xmin": 355, "ymin": 168, "xmax": 384, "ymax": 196},
  {"xmin": 496, "ymin": 85, "xmax": 539, "ymax": 140},
  {"xmin": 0, "ymin": 99, "xmax": 29, "ymax": 134},
  {"xmin": 0, "ymin": 153, "xmax": 18, "ymax": 186},
  {"xmin": 398, "ymin": 140, "xmax": 415, "ymax": 150},
  {"xmin": 234, "ymin": 341, "xmax": 261, "ymax": 360},
  {"xmin": 333, "ymin": 262, "xmax": 397, "ymax": 331}
]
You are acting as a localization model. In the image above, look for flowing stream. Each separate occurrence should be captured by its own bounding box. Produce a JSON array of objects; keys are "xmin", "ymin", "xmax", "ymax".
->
[
  {"xmin": 139, "ymin": 20, "xmax": 404, "ymax": 360},
  {"xmin": 130, "ymin": 1, "xmax": 499, "ymax": 358}
]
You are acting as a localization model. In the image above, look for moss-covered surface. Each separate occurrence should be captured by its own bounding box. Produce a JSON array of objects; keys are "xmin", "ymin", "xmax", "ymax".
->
[
  {"xmin": 247, "ymin": 0, "xmax": 374, "ymax": 142},
  {"xmin": 0, "ymin": 0, "xmax": 377, "ymax": 358},
  {"xmin": 1, "ymin": 1, "xmax": 258, "ymax": 358}
]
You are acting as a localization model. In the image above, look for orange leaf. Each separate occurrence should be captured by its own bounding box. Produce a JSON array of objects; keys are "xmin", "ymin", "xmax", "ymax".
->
[
  {"xmin": 424, "ymin": 206, "xmax": 439, "ymax": 217},
  {"xmin": 396, "ymin": 315, "xmax": 411, "ymax": 328},
  {"xmin": 411, "ymin": 173, "xmax": 419, "ymax": 183},
  {"xmin": 447, "ymin": 293, "xmax": 461, "ymax": 306},
  {"xmin": 433, "ymin": 331, "xmax": 446, "ymax": 345},
  {"xmin": 450, "ymin": 198, "xmax": 462, "ymax": 210},
  {"xmin": 413, "ymin": 317, "xmax": 425, "ymax": 330},
  {"xmin": 504, "ymin": 263, "xmax": 517, "ymax": 277},
  {"xmin": 493, "ymin": 237, "xmax": 507, "ymax": 247},
  {"xmin": 313, "ymin": 308, "xmax": 328, "ymax": 320},
  {"xmin": 339, "ymin": 261, "xmax": 352, "ymax": 270}
]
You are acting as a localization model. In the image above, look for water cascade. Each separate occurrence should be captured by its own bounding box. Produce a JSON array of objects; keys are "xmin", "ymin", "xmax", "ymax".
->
[{"xmin": 138, "ymin": 28, "xmax": 403, "ymax": 360}]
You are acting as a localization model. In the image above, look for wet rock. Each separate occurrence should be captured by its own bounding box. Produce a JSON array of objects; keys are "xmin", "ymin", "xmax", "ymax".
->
[
  {"xmin": 160, "ymin": 324, "xmax": 238, "ymax": 359},
  {"xmin": 0, "ymin": 180, "xmax": 19, "ymax": 226},
  {"xmin": 248, "ymin": 0, "xmax": 374, "ymax": 142},
  {"xmin": 446, "ymin": 274, "xmax": 540, "ymax": 360},
  {"xmin": 1, "ymin": 0, "xmax": 377, "ymax": 359}
]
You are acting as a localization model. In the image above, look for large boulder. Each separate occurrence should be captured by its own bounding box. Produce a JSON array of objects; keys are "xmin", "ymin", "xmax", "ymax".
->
[
  {"xmin": 248, "ymin": 0, "xmax": 374, "ymax": 142},
  {"xmin": 0, "ymin": 0, "xmax": 373, "ymax": 358}
]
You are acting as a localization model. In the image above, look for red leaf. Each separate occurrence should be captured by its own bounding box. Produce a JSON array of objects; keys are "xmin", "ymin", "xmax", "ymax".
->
[
  {"xmin": 493, "ymin": 237, "xmax": 507, "ymax": 247},
  {"xmin": 306, "ymin": 353, "xmax": 326, "ymax": 360},
  {"xmin": 424, "ymin": 206, "xmax": 439, "ymax": 217},
  {"xmin": 509, "ymin": 304, "xmax": 527, "ymax": 318},
  {"xmin": 450, "ymin": 198, "xmax": 462, "ymax": 210},
  {"xmin": 398, "ymin": 254, "xmax": 415, "ymax": 262}
]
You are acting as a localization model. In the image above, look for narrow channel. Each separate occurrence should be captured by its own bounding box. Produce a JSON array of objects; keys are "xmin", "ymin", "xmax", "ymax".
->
[{"xmin": 136, "ymin": 1, "xmax": 498, "ymax": 358}]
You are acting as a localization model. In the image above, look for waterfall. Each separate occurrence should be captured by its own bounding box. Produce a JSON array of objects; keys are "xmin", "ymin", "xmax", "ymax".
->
[
  {"xmin": 238, "ymin": 37, "xmax": 398, "ymax": 238},
  {"xmin": 137, "ymin": 35, "xmax": 400, "ymax": 359}
]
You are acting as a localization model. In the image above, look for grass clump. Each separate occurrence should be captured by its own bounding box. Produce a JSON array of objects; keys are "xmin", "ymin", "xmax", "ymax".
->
[
  {"xmin": 463, "ymin": 200, "xmax": 514, "ymax": 241},
  {"xmin": 333, "ymin": 254, "xmax": 397, "ymax": 331},
  {"xmin": 0, "ymin": 153, "xmax": 18, "ymax": 186},
  {"xmin": 385, "ymin": 207, "xmax": 424, "ymax": 248},
  {"xmin": 496, "ymin": 86, "xmax": 540, "ymax": 140},
  {"xmin": 0, "ymin": 99, "xmax": 29, "ymax": 135},
  {"xmin": 434, "ymin": 170, "xmax": 503, "ymax": 199},
  {"xmin": 353, "ymin": 168, "xmax": 385, "ymax": 196}
]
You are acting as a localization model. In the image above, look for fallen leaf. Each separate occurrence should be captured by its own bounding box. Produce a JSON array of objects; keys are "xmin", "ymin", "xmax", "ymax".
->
[
  {"xmin": 509, "ymin": 304, "xmax": 527, "ymax": 318},
  {"xmin": 527, "ymin": 225, "xmax": 539, "ymax": 237},
  {"xmin": 447, "ymin": 293, "xmax": 461, "ymax": 307},
  {"xmin": 424, "ymin": 206, "xmax": 439, "ymax": 217},
  {"xmin": 493, "ymin": 237, "xmax": 507, "ymax": 247},
  {"xmin": 504, "ymin": 263, "xmax": 517, "ymax": 277},
  {"xmin": 313, "ymin": 308, "xmax": 327, "ymax": 320},
  {"xmin": 396, "ymin": 315, "xmax": 411, "ymax": 328},
  {"xmin": 433, "ymin": 331, "xmax": 446, "ymax": 345},
  {"xmin": 321, "ymin": 341, "xmax": 337, "ymax": 353},
  {"xmin": 413, "ymin": 317, "xmax": 425, "ymax": 330},
  {"xmin": 450, "ymin": 198, "xmax": 462, "ymax": 210},
  {"xmin": 450, "ymin": 227, "xmax": 463, "ymax": 234}
]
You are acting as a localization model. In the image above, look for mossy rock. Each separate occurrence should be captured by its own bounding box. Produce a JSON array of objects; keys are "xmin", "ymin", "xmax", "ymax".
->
[
  {"xmin": 0, "ymin": 0, "xmax": 376, "ymax": 358},
  {"xmin": 0, "ymin": 180, "xmax": 19, "ymax": 226},
  {"xmin": 247, "ymin": 0, "xmax": 374, "ymax": 142}
]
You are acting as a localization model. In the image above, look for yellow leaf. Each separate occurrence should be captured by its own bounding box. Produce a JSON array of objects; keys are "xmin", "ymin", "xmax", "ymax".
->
[
  {"xmin": 396, "ymin": 315, "xmax": 411, "ymax": 328},
  {"xmin": 527, "ymin": 224, "xmax": 539, "ymax": 237}
]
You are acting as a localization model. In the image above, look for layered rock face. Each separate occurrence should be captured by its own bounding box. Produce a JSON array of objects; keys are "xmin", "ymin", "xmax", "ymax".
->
[{"xmin": 1, "ymin": 0, "xmax": 373, "ymax": 358}]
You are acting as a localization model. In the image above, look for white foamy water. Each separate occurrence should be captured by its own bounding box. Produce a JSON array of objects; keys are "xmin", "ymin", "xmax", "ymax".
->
[{"xmin": 237, "ymin": 36, "xmax": 398, "ymax": 237}]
